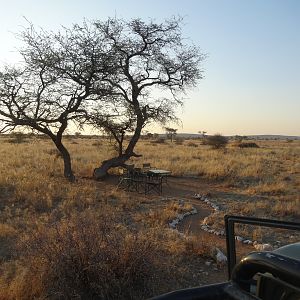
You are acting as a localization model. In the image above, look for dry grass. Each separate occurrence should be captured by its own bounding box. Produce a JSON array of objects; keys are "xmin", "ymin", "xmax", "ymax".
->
[
  {"xmin": 0, "ymin": 135, "xmax": 299, "ymax": 298},
  {"xmin": 3, "ymin": 210, "xmax": 168, "ymax": 300}
]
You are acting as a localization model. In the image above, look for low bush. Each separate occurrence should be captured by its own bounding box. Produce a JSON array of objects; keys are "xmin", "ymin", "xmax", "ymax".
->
[
  {"xmin": 204, "ymin": 134, "xmax": 228, "ymax": 149},
  {"xmin": 237, "ymin": 142, "xmax": 259, "ymax": 148},
  {"xmin": 151, "ymin": 138, "xmax": 166, "ymax": 144},
  {"xmin": 187, "ymin": 141, "xmax": 198, "ymax": 147},
  {"xmin": 9, "ymin": 132, "xmax": 28, "ymax": 144},
  {"xmin": 174, "ymin": 138, "xmax": 184, "ymax": 145},
  {"xmin": 3, "ymin": 211, "xmax": 164, "ymax": 299}
]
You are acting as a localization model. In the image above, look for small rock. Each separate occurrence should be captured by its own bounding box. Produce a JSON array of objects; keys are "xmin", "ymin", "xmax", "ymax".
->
[
  {"xmin": 253, "ymin": 243, "xmax": 273, "ymax": 251},
  {"xmin": 177, "ymin": 214, "xmax": 183, "ymax": 221},
  {"xmin": 205, "ymin": 261, "xmax": 212, "ymax": 266},
  {"xmin": 215, "ymin": 248, "xmax": 227, "ymax": 264},
  {"xmin": 235, "ymin": 236, "xmax": 244, "ymax": 242},
  {"xmin": 191, "ymin": 208, "xmax": 198, "ymax": 214}
]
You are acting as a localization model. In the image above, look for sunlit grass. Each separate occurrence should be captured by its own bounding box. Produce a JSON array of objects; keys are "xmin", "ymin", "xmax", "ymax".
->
[{"xmin": 0, "ymin": 135, "xmax": 299, "ymax": 298}]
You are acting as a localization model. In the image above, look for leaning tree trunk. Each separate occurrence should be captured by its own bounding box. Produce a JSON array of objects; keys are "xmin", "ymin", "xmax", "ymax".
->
[
  {"xmin": 93, "ymin": 154, "xmax": 130, "ymax": 180},
  {"xmin": 93, "ymin": 117, "xmax": 143, "ymax": 180},
  {"xmin": 55, "ymin": 140, "xmax": 75, "ymax": 182}
]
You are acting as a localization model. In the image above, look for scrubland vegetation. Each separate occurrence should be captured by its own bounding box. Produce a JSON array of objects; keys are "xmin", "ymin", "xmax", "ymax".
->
[
  {"xmin": 0, "ymin": 13, "xmax": 298, "ymax": 299},
  {"xmin": 0, "ymin": 135, "xmax": 299, "ymax": 298}
]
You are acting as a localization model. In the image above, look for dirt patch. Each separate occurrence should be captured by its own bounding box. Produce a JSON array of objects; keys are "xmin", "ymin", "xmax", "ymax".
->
[{"xmin": 92, "ymin": 175, "xmax": 299, "ymax": 288}]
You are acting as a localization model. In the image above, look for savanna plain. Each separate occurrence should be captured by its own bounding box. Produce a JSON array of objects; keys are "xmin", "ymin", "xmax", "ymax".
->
[{"xmin": 0, "ymin": 135, "xmax": 299, "ymax": 299}]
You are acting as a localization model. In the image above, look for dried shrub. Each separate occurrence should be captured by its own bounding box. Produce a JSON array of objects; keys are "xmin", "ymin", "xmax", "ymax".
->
[
  {"xmin": 12, "ymin": 211, "xmax": 163, "ymax": 300},
  {"xmin": 92, "ymin": 140, "xmax": 102, "ymax": 147},
  {"xmin": 204, "ymin": 134, "xmax": 228, "ymax": 149},
  {"xmin": 151, "ymin": 138, "xmax": 166, "ymax": 144},
  {"xmin": 174, "ymin": 138, "xmax": 184, "ymax": 145},
  {"xmin": 237, "ymin": 142, "xmax": 259, "ymax": 148},
  {"xmin": 9, "ymin": 132, "xmax": 28, "ymax": 144},
  {"xmin": 187, "ymin": 141, "xmax": 198, "ymax": 147}
]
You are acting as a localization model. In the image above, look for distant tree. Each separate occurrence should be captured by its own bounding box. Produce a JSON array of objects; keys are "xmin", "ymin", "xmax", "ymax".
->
[
  {"xmin": 146, "ymin": 132, "xmax": 153, "ymax": 139},
  {"xmin": 74, "ymin": 132, "xmax": 82, "ymax": 138},
  {"xmin": 165, "ymin": 127, "xmax": 178, "ymax": 142},
  {"xmin": 153, "ymin": 133, "xmax": 159, "ymax": 140},
  {"xmin": 234, "ymin": 135, "xmax": 243, "ymax": 142},
  {"xmin": 198, "ymin": 130, "xmax": 207, "ymax": 138},
  {"xmin": 234, "ymin": 135, "xmax": 248, "ymax": 142},
  {"xmin": 205, "ymin": 134, "xmax": 228, "ymax": 149}
]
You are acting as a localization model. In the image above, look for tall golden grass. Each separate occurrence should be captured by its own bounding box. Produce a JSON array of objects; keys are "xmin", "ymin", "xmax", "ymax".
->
[{"xmin": 0, "ymin": 135, "xmax": 299, "ymax": 298}]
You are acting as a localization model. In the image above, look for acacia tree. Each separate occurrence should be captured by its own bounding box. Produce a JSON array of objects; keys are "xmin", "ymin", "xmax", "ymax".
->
[
  {"xmin": 92, "ymin": 17, "xmax": 205, "ymax": 179},
  {"xmin": 165, "ymin": 127, "xmax": 177, "ymax": 142},
  {"xmin": 0, "ymin": 23, "xmax": 112, "ymax": 182},
  {"xmin": 198, "ymin": 130, "xmax": 207, "ymax": 138}
]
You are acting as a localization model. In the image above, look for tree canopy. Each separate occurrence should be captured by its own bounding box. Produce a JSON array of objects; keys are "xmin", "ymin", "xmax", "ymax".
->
[
  {"xmin": 0, "ymin": 17, "xmax": 205, "ymax": 181},
  {"xmin": 92, "ymin": 17, "xmax": 205, "ymax": 178}
]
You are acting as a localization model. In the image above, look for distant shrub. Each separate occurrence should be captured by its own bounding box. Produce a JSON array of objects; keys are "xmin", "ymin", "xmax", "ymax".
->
[
  {"xmin": 74, "ymin": 132, "xmax": 81, "ymax": 138},
  {"xmin": 187, "ymin": 141, "xmax": 198, "ymax": 147},
  {"xmin": 237, "ymin": 142, "xmax": 259, "ymax": 148},
  {"xmin": 175, "ymin": 138, "xmax": 184, "ymax": 145},
  {"xmin": 204, "ymin": 134, "xmax": 228, "ymax": 149},
  {"xmin": 92, "ymin": 140, "xmax": 102, "ymax": 147},
  {"xmin": 9, "ymin": 132, "xmax": 27, "ymax": 144},
  {"xmin": 151, "ymin": 138, "xmax": 166, "ymax": 144}
]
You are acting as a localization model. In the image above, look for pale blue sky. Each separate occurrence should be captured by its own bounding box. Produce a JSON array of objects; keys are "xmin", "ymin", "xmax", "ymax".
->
[{"xmin": 0, "ymin": 0, "xmax": 299, "ymax": 135}]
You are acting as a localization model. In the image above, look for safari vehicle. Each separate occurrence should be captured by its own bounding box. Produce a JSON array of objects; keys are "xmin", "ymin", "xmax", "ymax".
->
[{"xmin": 152, "ymin": 215, "xmax": 300, "ymax": 300}]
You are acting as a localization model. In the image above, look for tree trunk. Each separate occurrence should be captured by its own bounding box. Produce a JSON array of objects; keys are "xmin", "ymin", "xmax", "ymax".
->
[
  {"xmin": 93, "ymin": 98, "xmax": 144, "ymax": 180},
  {"xmin": 55, "ymin": 140, "xmax": 75, "ymax": 182},
  {"xmin": 93, "ymin": 155, "xmax": 129, "ymax": 180}
]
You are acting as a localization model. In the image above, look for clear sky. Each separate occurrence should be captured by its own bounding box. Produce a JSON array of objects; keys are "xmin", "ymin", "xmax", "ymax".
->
[{"xmin": 0, "ymin": 0, "xmax": 299, "ymax": 136}]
